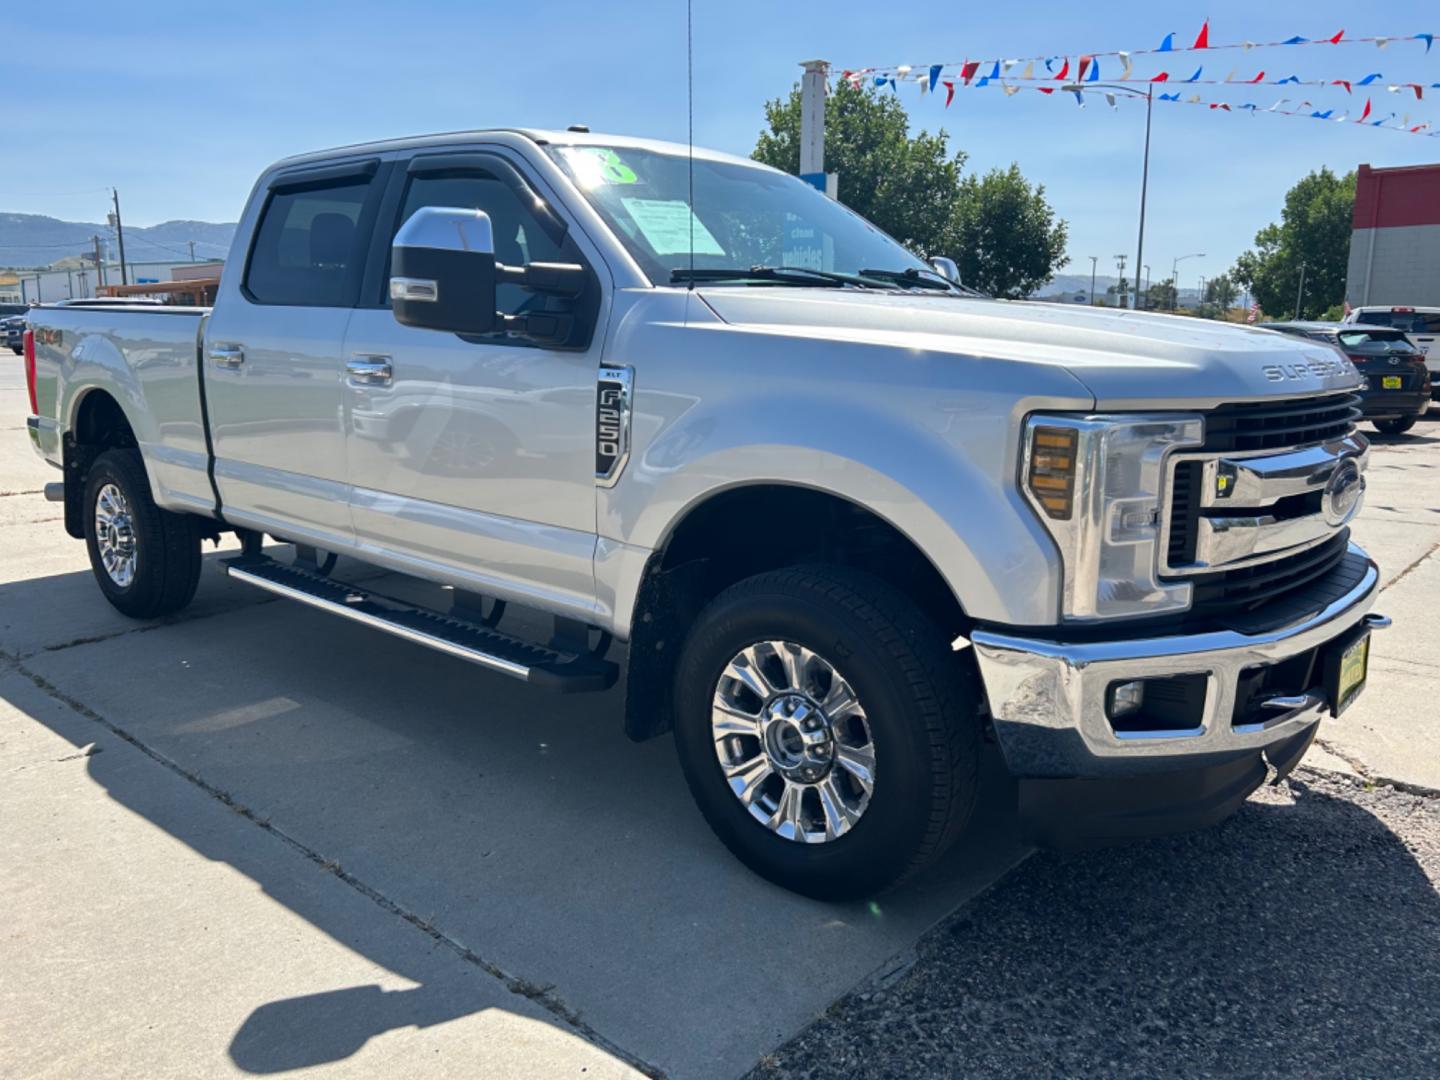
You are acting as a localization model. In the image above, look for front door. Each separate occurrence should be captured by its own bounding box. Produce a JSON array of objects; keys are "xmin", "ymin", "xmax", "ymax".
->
[
  {"xmin": 340, "ymin": 151, "xmax": 606, "ymax": 615},
  {"xmin": 204, "ymin": 159, "xmax": 389, "ymax": 546}
]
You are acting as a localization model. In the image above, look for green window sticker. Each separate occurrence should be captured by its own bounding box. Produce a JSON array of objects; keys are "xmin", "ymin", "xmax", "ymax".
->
[
  {"xmin": 619, "ymin": 197, "xmax": 725, "ymax": 257},
  {"xmin": 559, "ymin": 146, "xmax": 638, "ymax": 186}
]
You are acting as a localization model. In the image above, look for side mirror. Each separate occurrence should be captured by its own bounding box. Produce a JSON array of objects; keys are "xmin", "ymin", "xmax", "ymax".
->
[
  {"xmin": 928, "ymin": 256, "xmax": 961, "ymax": 285},
  {"xmin": 390, "ymin": 206, "xmax": 499, "ymax": 336}
]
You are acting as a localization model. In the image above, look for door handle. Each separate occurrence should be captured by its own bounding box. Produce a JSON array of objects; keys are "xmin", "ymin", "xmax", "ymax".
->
[
  {"xmin": 346, "ymin": 355, "xmax": 393, "ymax": 386},
  {"xmin": 209, "ymin": 344, "xmax": 244, "ymax": 368}
]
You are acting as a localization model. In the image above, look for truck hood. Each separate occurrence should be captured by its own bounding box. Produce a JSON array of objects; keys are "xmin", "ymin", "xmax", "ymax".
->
[{"xmin": 698, "ymin": 289, "xmax": 1361, "ymax": 408}]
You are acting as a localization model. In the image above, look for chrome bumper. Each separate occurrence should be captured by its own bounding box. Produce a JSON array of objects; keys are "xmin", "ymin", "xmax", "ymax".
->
[{"xmin": 972, "ymin": 544, "xmax": 1384, "ymax": 778}]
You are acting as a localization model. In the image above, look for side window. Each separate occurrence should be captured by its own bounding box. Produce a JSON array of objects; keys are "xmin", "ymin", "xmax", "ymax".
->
[
  {"xmin": 246, "ymin": 180, "xmax": 371, "ymax": 306},
  {"xmin": 1354, "ymin": 311, "xmax": 1391, "ymax": 327},
  {"xmin": 386, "ymin": 171, "xmax": 578, "ymax": 318}
]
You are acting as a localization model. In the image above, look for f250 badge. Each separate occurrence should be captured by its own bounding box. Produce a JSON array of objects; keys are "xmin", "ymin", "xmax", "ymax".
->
[{"xmin": 595, "ymin": 365, "xmax": 634, "ymax": 487}]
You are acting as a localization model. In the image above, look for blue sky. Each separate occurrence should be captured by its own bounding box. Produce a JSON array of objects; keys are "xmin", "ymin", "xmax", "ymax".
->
[{"xmin": 10, "ymin": 1, "xmax": 1440, "ymax": 285}]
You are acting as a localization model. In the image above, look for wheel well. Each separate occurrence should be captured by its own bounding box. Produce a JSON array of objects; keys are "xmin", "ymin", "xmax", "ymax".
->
[
  {"xmin": 659, "ymin": 485, "xmax": 967, "ymax": 635},
  {"xmin": 621, "ymin": 485, "xmax": 970, "ymax": 742},
  {"xmin": 61, "ymin": 390, "xmax": 138, "ymax": 539}
]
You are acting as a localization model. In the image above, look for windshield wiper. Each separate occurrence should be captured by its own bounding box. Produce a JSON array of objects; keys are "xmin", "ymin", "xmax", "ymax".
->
[
  {"xmin": 857, "ymin": 267, "xmax": 956, "ymax": 292},
  {"xmin": 670, "ymin": 266, "xmax": 883, "ymax": 289}
]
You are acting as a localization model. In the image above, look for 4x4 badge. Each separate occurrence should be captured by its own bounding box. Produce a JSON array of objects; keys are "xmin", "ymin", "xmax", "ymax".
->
[{"xmin": 595, "ymin": 365, "xmax": 634, "ymax": 487}]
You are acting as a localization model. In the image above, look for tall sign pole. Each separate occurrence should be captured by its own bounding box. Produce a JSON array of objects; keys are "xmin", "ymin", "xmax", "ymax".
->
[
  {"xmin": 111, "ymin": 188, "xmax": 130, "ymax": 286},
  {"xmin": 799, "ymin": 60, "xmax": 834, "ymax": 197}
]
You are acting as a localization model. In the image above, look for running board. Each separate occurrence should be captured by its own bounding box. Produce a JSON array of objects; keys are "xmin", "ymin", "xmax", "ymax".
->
[{"xmin": 224, "ymin": 558, "xmax": 616, "ymax": 693}]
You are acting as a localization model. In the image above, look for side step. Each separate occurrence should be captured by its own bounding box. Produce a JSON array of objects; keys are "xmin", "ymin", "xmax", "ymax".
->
[{"xmin": 224, "ymin": 557, "xmax": 616, "ymax": 693}]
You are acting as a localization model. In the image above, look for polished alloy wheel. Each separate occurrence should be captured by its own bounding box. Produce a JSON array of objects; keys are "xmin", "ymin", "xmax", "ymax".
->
[
  {"xmin": 711, "ymin": 640, "xmax": 876, "ymax": 843},
  {"xmin": 94, "ymin": 483, "xmax": 137, "ymax": 587}
]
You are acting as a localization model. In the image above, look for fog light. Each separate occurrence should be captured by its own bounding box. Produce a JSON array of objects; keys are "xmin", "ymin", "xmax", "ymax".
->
[{"xmin": 1108, "ymin": 680, "xmax": 1146, "ymax": 718}]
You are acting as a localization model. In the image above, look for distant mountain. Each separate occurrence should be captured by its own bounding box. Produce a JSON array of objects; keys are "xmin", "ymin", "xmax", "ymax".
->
[
  {"xmin": 0, "ymin": 213, "xmax": 236, "ymax": 269},
  {"xmin": 1032, "ymin": 273, "xmax": 1121, "ymax": 299}
]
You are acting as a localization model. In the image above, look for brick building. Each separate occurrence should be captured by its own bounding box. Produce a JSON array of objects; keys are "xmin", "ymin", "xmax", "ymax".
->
[{"xmin": 1345, "ymin": 162, "xmax": 1440, "ymax": 308}]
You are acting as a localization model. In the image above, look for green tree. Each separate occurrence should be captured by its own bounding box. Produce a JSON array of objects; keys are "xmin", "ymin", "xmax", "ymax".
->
[
  {"xmin": 1230, "ymin": 168, "xmax": 1355, "ymax": 319},
  {"xmin": 1145, "ymin": 277, "xmax": 1178, "ymax": 310},
  {"xmin": 952, "ymin": 164, "xmax": 1070, "ymax": 298},
  {"xmin": 753, "ymin": 81, "xmax": 1068, "ymax": 297},
  {"xmin": 1204, "ymin": 273, "xmax": 1238, "ymax": 311}
]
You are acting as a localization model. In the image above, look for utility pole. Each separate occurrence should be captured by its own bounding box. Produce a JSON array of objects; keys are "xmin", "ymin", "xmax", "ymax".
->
[
  {"xmin": 798, "ymin": 60, "xmax": 836, "ymax": 197},
  {"xmin": 188, "ymin": 240, "xmax": 196, "ymax": 263},
  {"xmin": 1143, "ymin": 265, "xmax": 1151, "ymax": 309},
  {"xmin": 1088, "ymin": 256, "xmax": 1098, "ymax": 306},
  {"xmin": 1115, "ymin": 254, "xmax": 1128, "ymax": 307},
  {"xmin": 110, "ymin": 188, "xmax": 129, "ymax": 286},
  {"xmin": 1294, "ymin": 261, "xmax": 1307, "ymax": 319}
]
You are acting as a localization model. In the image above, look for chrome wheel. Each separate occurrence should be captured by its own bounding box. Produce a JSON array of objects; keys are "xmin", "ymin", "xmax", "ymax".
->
[
  {"xmin": 712, "ymin": 640, "xmax": 876, "ymax": 843},
  {"xmin": 94, "ymin": 483, "xmax": 137, "ymax": 588}
]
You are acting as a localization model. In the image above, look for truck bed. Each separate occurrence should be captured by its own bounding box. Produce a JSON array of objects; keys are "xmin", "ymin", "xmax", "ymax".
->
[{"xmin": 28, "ymin": 304, "xmax": 217, "ymax": 518}]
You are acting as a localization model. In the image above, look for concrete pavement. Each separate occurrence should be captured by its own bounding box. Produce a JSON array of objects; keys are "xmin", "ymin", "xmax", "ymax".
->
[{"xmin": 3, "ymin": 350, "xmax": 1438, "ymax": 1077}]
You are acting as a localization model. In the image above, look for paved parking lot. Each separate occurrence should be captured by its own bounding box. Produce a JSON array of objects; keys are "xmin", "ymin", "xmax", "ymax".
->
[{"xmin": 2, "ymin": 358, "xmax": 1438, "ymax": 1078}]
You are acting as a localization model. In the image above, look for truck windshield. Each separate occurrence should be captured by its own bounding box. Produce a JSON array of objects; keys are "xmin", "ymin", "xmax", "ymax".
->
[{"xmin": 547, "ymin": 143, "xmax": 937, "ymax": 288}]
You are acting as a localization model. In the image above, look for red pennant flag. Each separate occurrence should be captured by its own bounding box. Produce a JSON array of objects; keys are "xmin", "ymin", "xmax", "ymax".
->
[
  {"xmin": 1411, "ymin": 84, "xmax": 1424, "ymax": 100},
  {"xmin": 960, "ymin": 60, "xmax": 980, "ymax": 85},
  {"xmin": 1328, "ymin": 28, "xmax": 1344, "ymax": 44},
  {"xmin": 943, "ymin": 80, "xmax": 955, "ymax": 106},
  {"xmin": 1359, "ymin": 97, "xmax": 1372, "ymax": 121},
  {"xmin": 1054, "ymin": 58, "xmax": 1070, "ymax": 80},
  {"xmin": 1151, "ymin": 71, "xmax": 1170, "ymax": 82},
  {"xmin": 1078, "ymin": 56, "xmax": 1090, "ymax": 81},
  {"xmin": 1248, "ymin": 71, "xmax": 1267, "ymax": 83},
  {"xmin": 1332, "ymin": 79, "xmax": 1351, "ymax": 93},
  {"xmin": 1037, "ymin": 86, "xmax": 1054, "ymax": 94},
  {"xmin": 1192, "ymin": 20, "xmax": 1209, "ymax": 49}
]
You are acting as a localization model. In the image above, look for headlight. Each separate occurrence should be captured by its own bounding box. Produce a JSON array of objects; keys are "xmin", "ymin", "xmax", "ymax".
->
[{"xmin": 1022, "ymin": 414, "xmax": 1204, "ymax": 621}]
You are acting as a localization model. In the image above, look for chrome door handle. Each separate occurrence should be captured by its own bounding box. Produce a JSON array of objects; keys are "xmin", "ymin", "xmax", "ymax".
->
[
  {"xmin": 346, "ymin": 355, "xmax": 393, "ymax": 386},
  {"xmin": 209, "ymin": 344, "xmax": 244, "ymax": 368}
]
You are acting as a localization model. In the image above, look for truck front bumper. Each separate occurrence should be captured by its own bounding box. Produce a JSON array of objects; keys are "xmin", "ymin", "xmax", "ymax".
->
[{"xmin": 972, "ymin": 544, "xmax": 1385, "ymax": 846}]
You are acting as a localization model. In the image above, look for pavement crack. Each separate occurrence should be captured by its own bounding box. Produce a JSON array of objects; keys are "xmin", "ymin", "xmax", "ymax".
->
[
  {"xmin": 0, "ymin": 488, "xmax": 44, "ymax": 497},
  {"xmin": 1381, "ymin": 539, "xmax": 1440, "ymax": 592},
  {"xmin": 11, "ymin": 661, "xmax": 666, "ymax": 1080}
]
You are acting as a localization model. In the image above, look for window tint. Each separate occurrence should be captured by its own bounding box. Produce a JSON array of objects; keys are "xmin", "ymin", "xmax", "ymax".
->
[
  {"xmin": 246, "ymin": 180, "xmax": 370, "ymax": 306},
  {"xmin": 388, "ymin": 172, "xmax": 573, "ymax": 317},
  {"xmin": 1356, "ymin": 310, "xmax": 1440, "ymax": 334}
]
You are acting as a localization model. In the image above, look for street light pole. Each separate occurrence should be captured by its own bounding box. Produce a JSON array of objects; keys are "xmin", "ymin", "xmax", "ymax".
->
[
  {"xmin": 1172, "ymin": 252, "xmax": 1205, "ymax": 310},
  {"xmin": 1133, "ymin": 84, "xmax": 1152, "ymax": 310},
  {"xmin": 1064, "ymin": 82, "xmax": 1153, "ymax": 311},
  {"xmin": 1294, "ymin": 261, "xmax": 1307, "ymax": 319},
  {"xmin": 1088, "ymin": 255, "xmax": 1098, "ymax": 306}
]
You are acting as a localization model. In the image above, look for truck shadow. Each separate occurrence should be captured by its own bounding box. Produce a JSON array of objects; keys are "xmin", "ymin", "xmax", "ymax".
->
[
  {"xmin": 2, "ymin": 551, "xmax": 1024, "ymax": 1077},
  {"xmin": 759, "ymin": 778, "xmax": 1440, "ymax": 1077}
]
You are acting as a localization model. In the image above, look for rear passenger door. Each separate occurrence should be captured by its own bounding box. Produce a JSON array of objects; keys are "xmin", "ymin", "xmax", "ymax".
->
[{"xmin": 203, "ymin": 158, "xmax": 389, "ymax": 546}]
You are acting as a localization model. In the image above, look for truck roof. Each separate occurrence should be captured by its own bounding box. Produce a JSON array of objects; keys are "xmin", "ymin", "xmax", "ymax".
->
[{"xmin": 267, "ymin": 128, "xmax": 769, "ymax": 173}]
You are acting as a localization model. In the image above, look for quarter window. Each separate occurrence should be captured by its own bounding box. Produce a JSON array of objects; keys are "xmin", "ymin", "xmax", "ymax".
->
[{"xmin": 246, "ymin": 180, "xmax": 371, "ymax": 306}]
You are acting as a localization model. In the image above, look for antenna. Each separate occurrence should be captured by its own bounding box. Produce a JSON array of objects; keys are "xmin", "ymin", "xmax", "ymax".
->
[{"xmin": 687, "ymin": 0, "xmax": 695, "ymax": 289}]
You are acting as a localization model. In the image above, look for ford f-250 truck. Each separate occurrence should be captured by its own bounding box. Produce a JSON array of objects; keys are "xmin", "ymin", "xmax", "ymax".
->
[{"xmin": 24, "ymin": 129, "xmax": 1387, "ymax": 899}]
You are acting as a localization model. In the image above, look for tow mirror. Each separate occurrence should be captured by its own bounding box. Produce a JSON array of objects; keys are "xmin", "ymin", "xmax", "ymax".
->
[
  {"xmin": 390, "ymin": 206, "xmax": 589, "ymax": 344},
  {"xmin": 390, "ymin": 206, "xmax": 499, "ymax": 336},
  {"xmin": 928, "ymin": 256, "xmax": 961, "ymax": 285}
]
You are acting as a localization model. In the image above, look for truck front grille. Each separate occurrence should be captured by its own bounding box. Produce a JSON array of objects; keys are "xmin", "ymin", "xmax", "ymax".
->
[
  {"xmin": 1197, "ymin": 393, "xmax": 1360, "ymax": 453},
  {"xmin": 1163, "ymin": 392, "xmax": 1364, "ymax": 627}
]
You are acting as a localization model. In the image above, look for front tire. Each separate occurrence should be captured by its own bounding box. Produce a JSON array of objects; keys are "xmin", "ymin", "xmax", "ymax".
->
[
  {"xmin": 673, "ymin": 566, "xmax": 981, "ymax": 900},
  {"xmin": 83, "ymin": 448, "xmax": 202, "ymax": 618}
]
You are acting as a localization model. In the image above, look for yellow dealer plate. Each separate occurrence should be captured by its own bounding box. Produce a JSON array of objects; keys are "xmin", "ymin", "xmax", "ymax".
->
[
  {"xmin": 1334, "ymin": 633, "xmax": 1370, "ymax": 716},
  {"xmin": 1382, "ymin": 375, "xmax": 1403, "ymax": 389}
]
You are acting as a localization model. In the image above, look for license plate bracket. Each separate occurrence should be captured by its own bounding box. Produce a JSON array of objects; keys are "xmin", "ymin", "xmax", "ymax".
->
[{"xmin": 1322, "ymin": 626, "xmax": 1371, "ymax": 717}]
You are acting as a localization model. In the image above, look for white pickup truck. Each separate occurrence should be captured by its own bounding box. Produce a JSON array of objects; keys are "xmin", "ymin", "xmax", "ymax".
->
[{"xmin": 24, "ymin": 129, "xmax": 1386, "ymax": 898}]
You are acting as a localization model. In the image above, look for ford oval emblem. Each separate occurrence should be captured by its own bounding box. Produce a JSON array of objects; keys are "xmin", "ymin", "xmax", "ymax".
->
[{"xmin": 1323, "ymin": 458, "xmax": 1365, "ymax": 527}]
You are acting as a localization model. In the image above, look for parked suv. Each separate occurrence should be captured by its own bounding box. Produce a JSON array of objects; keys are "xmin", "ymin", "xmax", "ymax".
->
[
  {"xmin": 4, "ymin": 313, "xmax": 26, "ymax": 355},
  {"xmin": 23, "ymin": 129, "xmax": 1386, "ymax": 898},
  {"xmin": 1344, "ymin": 306, "xmax": 1440, "ymax": 395},
  {"xmin": 1260, "ymin": 321, "xmax": 1431, "ymax": 434}
]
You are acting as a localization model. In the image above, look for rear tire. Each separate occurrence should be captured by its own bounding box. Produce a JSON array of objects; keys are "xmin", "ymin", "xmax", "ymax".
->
[
  {"xmin": 83, "ymin": 448, "xmax": 203, "ymax": 618},
  {"xmin": 1373, "ymin": 416, "xmax": 1417, "ymax": 436},
  {"xmin": 673, "ymin": 565, "xmax": 981, "ymax": 900}
]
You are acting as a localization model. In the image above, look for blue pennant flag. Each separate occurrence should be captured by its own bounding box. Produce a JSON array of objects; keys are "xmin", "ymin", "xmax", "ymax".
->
[
  {"xmin": 1159, "ymin": 92, "xmax": 1181, "ymax": 101},
  {"xmin": 1357, "ymin": 72, "xmax": 1382, "ymax": 85},
  {"xmin": 1276, "ymin": 75, "xmax": 1301, "ymax": 84},
  {"xmin": 1087, "ymin": 58, "xmax": 1100, "ymax": 81},
  {"xmin": 1158, "ymin": 32, "xmax": 1175, "ymax": 51},
  {"xmin": 1311, "ymin": 109, "xmax": 1334, "ymax": 119},
  {"xmin": 1282, "ymin": 35, "xmax": 1308, "ymax": 45},
  {"xmin": 928, "ymin": 64, "xmax": 942, "ymax": 92},
  {"xmin": 1416, "ymin": 33, "xmax": 1434, "ymax": 53},
  {"xmin": 874, "ymin": 76, "xmax": 886, "ymax": 87},
  {"xmin": 1184, "ymin": 66, "xmax": 1203, "ymax": 82}
]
